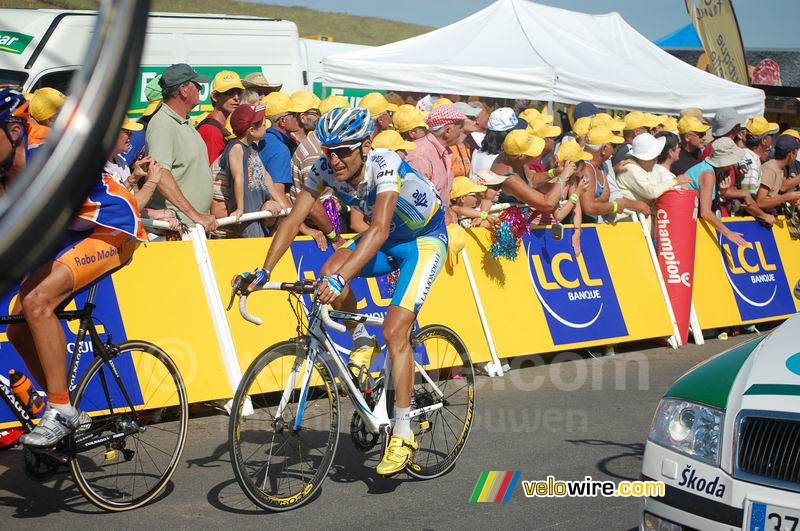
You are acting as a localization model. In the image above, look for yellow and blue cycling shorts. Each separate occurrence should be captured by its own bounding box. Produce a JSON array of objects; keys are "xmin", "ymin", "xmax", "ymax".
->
[{"xmin": 344, "ymin": 229, "xmax": 448, "ymax": 314}]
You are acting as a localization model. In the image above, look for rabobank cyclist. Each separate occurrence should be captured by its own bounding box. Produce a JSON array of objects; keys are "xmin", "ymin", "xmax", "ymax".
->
[
  {"xmin": 0, "ymin": 88, "xmax": 147, "ymax": 447},
  {"xmin": 234, "ymin": 107, "xmax": 448, "ymax": 477}
]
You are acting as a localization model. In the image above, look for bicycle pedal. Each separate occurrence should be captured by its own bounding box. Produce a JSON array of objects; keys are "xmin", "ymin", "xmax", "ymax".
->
[{"xmin": 104, "ymin": 449, "xmax": 117, "ymax": 461}]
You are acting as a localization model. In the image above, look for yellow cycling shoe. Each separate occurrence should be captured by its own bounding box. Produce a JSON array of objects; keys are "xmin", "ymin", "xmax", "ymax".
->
[
  {"xmin": 348, "ymin": 336, "xmax": 379, "ymax": 380},
  {"xmin": 376, "ymin": 433, "xmax": 418, "ymax": 477}
]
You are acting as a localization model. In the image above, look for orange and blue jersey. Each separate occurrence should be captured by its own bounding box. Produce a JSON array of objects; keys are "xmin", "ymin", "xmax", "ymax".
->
[{"xmin": 78, "ymin": 173, "xmax": 147, "ymax": 241}]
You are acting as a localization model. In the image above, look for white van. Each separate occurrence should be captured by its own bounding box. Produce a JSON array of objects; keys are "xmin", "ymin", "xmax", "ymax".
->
[{"xmin": 0, "ymin": 9, "xmax": 306, "ymax": 116}]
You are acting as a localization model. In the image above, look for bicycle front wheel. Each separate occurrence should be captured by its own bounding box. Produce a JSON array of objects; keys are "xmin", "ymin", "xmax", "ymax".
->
[
  {"xmin": 70, "ymin": 340, "xmax": 188, "ymax": 511},
  {"xmin": 406, "ymin": 324, "xmax": 475, "ymax": 479},
  {"xmin": 229, "ymin": 340, "xmax": 340, "ymax": 512}
]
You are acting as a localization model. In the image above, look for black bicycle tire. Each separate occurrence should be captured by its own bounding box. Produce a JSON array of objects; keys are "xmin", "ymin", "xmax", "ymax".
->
[
  {"xmin": 405, "ymin": 324, "xmax": 475, "ymax": 480},
  {"xmin": 69, "ymin": 340, "xmax": 188, "ymax": 511},
  {"xmin": 229, "ymin": 340, "xmax": 340, "ymax": 512}
]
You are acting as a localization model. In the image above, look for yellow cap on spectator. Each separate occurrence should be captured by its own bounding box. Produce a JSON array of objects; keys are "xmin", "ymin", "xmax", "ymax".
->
[
  {"xmin": 587, "ymin": 126, "xmax": 624, "ymax": 145},
  {"xmin": 503, "ymin": 130, "xmax": 545, "ymax": 158},
  {"xmin": 392, "ymin": 106, "xmax": 428, "ymax": 133},
  {"xmin": 359, "ymin": 92, "xmax": 398, "ymax": 118},
  {"xmin": 211, "ymin": 70, "xmax": 245, "ymax": 93},
  {"xmin": 572, "ymin": 117, "xmax": 591, "ymax": 137},
  {"xmin": 663, "ymin": 116, "xmax": 679, "ymax": 133},
  {"xmin": 623, "ymin": 111, "xmax": 649, "ymax": 131},
  {"xmin": 745, "ymin": 116, "xmax": 779, "ymax": 136},
  {"xmin": 121, "ymin": 117, "xmax": 143, "ymax": 132},
  {"xmin": 451, "ymin": 176, "xmax": 487, "ymax": 200},
  {"xmin": 432, "ymin": 97, "xmax": 453, "ymax": 109},
  {"xmin": 528, "ymin": 120, "xmax": 561, "ymax": 138},
  {"xmin": 262, "ymin": 91, "xmax": 305, "ymax": 117},
  {"xmin": 557, "ymin": 141, "xmax": 593, "ymax": 162},
  {"xmin": 372, "ymin": 130, "xmax": 417, "ymax": 152},
  {"xmin": 519, "ymin": 107, "xmax": 554, "ymax": 124},
  {"xmin": 591, "ymin": 113, "xmax": 625, "ymax": 132},
  {"xmin": 780, "ymin": 129, "xmax": 800, "ymax": 141},
  {"xmin": 291, "ymin": 90, "xmax": 321, "ymax": 112},
  {"xmin": 319, "ymin": 95, "xmax": 350, "ymax": 115},
  {"xmin": 643, "ymin": 113, "xmax": 663, "ymax": 128},
  {"xmin": 677, "ymin": 116, "xmax": 711, "ymax": 135},
  {"xmin": 30, "ymin": 87, "xmax": 66, "ymax": 122}
]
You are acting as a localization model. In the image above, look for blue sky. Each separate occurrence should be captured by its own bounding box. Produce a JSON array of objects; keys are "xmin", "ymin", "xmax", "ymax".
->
[{"xmin": 251, "ymin": 0, "xmax": 796, "ymax": 48}]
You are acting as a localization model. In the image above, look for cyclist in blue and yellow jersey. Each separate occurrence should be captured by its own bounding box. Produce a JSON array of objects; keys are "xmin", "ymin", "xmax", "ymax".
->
[
  {"xmin": 1, "ymin": 88, "xmax": 148, "ymax": 448},
  {"xmin": 234, "ymin": 107, "xmax": 448, "ymax": 477}
]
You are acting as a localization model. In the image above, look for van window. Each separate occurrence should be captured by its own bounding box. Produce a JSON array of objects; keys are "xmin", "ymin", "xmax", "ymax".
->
[
  {"xmin": 0, "ymin": 69, "xmax": 28, "ymax": 87},
  {"xmin": 30, "ymin": 70, "xmax": 76, "ymax": 95}
]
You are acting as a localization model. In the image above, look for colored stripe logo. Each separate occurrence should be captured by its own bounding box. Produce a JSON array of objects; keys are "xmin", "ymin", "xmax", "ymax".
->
[{"xmin": 470, "ymin": 471, "xmax": 521, "ymax": 502}]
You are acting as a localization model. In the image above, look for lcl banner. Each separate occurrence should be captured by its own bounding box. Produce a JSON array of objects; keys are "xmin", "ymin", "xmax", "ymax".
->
[{"xmin": 693, "ymin": 219, "xmax": 800, "ymax": 329}]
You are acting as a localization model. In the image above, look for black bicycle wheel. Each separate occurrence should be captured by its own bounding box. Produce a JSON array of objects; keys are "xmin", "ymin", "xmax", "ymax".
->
[
  {"xmin": 405, "ymin": 325, "xmax": 475, "ymax": 479},
  {"xmin": 229, "ymin": 340, "xmax": 340, "ymax": 511},
  {"xmin": 69, "ymin": 340, "xmax": 188, "ymax": 511}
]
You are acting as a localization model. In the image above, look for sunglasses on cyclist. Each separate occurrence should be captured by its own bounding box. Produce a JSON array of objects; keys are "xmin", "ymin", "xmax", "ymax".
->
[{"xmin": 322, "ymin": 142, "xmax": 363, "ymax": 159}]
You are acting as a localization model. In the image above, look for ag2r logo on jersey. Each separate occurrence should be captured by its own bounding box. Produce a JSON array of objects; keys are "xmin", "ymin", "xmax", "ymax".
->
[
  {"xmin": 525, "ymin": 228, "xmax": 627, "ymax": 345},
  {"xmin": 719, "ymin": 220, "xmax": 794, "ymax": 321}
]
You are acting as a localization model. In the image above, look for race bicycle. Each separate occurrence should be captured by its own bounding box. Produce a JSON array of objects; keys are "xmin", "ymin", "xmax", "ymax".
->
[
  {"xmin": 227, "ymin": 280, "xmax": 475, "ymax": 511},
  {"xmin": 0, "ymin": 283, "xmax": 188, "ymax": 511}
]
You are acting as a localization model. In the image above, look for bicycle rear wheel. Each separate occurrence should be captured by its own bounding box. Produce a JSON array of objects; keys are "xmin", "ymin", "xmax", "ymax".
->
[
  {"xmin": 229, "ymin": 340, "xmax": 339, "ymax": 511},
  {"xmin": 70, "ymin": 340, "xmax": 188, "ymax": 511},
  {"xmin": 406, "ymin": 325, "xmax": 475, "ymax": 479}
]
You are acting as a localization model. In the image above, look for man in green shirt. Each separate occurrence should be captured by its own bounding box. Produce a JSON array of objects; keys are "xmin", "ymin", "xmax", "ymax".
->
[{"xmin": 146, "ymin": 63, "xmax": 218, "ymax": 230}]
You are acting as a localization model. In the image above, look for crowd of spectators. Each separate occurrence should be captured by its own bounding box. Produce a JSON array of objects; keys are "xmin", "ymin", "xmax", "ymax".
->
[{"xmin": 4, "ymin": 62, "xmax": 800, "ymax": 252}]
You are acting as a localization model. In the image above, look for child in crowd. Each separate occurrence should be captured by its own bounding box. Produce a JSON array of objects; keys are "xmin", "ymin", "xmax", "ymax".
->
[{"xmin": 450, "ymin": 176, "xmax": 497, "ymax": 228}]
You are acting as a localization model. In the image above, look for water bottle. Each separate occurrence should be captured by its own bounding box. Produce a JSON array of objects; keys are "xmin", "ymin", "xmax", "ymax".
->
[{"xmin": 9, "ymin": 369, "xmax": 44, "ymax": 415}]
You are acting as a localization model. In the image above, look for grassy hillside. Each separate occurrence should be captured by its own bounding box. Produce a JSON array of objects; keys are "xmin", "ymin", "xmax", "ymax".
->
[{"xmin": 0, "ymin": 0, "xmax": 433, "ymax": 45}]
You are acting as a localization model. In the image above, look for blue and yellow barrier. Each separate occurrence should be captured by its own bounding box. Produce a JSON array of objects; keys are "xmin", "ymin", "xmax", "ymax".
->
[{"xmin": 1, "ymin": 217, "xmax": 798, "ymax": 427}]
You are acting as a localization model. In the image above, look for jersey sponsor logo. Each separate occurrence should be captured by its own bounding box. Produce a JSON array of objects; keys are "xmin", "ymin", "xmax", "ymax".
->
[
  {"xmin": 719, "ymin": 220, "xmax": 794, "ymax": 321},
  {"xmin": 525, "ymin": 228, "xmax": 627, "ymax": 345},
  {"xmin": 785, "ymin": 353, "xmax": 800, "ymax": 377},
  {"xmin": 412, "ymin": 189, "xmax": 429, "ymax": 209},
  {"xmin": 0, "ymin": 277, "xmax": 143, "ymax": 424}
]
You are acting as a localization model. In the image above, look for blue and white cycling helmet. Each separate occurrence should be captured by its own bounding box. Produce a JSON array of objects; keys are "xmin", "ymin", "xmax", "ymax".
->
[
  {"xmin": 316, "ymin": 107, "xmax": 373, "ymax": 146},
  {"xmin": 0, "ymin": 88, "xmax": 27, "ymax": 125}
]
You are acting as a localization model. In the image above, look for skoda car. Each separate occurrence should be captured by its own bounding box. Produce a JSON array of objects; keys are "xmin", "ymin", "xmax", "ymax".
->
[{"xmin": 640, "ymin": 314, "xmax": 800, "ymax": 530}]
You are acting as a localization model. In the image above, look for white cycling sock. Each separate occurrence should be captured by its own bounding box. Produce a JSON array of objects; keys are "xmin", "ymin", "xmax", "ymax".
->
[
  {"xmin": 350, "ymin": 323, "xmax": 372, "ymax": 349},
  {"xmin": 50, "ymin": 402, "xmax": 77, "ymax": 417},
  {"xmin": 393, "ymin": 406, "xmax": 412, "ymax": 439}
]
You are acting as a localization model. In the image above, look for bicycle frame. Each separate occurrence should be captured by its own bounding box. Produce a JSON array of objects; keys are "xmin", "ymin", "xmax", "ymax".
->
[
  {"xmin": 0, "ymin": 285, "xmax": 142, "ymax": 454},
  {"xmin": 278, "ymin": 300, "xmax": 446, "ymax": 435}
]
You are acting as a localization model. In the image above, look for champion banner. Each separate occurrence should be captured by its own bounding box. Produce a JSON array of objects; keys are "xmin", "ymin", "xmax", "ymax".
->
[{"xmin": 655, "ymin": 189, "xmax": 698, "ymax": 345}]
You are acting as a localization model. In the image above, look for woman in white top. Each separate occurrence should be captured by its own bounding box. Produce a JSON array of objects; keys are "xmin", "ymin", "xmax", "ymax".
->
[{"xmin": 470, "ymin": 107, "xmax": 526, "ymax": 178}]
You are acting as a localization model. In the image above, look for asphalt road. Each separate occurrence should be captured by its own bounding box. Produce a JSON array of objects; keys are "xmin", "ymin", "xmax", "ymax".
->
[{"xmin": 0, "ymin": 334, "xmax": 759, "ymax": 530}]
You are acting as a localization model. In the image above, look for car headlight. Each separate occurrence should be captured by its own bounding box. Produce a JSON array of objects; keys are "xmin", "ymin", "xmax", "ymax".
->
[{"xmin": 649, "ymin": 398, "xmax": 723, "ymax": 466}]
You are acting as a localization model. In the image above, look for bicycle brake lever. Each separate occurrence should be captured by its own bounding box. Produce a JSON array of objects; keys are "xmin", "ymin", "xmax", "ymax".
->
[{"xmin": 227, "ymin": 276, "xmax": 247, "ymax": 311}]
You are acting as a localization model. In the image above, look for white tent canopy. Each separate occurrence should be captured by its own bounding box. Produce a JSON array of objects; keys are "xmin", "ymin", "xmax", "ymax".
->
[{"xmin": 323, "ymin": 0, "xmax": 764, "ymax": 116}]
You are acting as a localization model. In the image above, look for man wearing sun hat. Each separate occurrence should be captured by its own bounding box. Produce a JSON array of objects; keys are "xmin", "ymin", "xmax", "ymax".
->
[
  {"xmin": 611, "ymin": 111, "xmax": 650, "ymax": 173},
  {"xmin": 146, "ymin": 63, "xmax": 217, "ymax": 231},
  {"xmin": 241, "ymin": 71, "xmax": 282, "ymax": 97},
  {"xmin": 616, "ymin": 133, "xmax": 692, "ymax": 206},
  {"xmin": 197, "ymin": 70, "xmax": 244, "ymax": 163},
  {"xmin": 740, "ymin": 116, "xmax": 780, "ymax": 197},
  {"xmin": 420, "ymin": 104, "xmax": 467, "ymax": 212},
  {"xmin": 672, "ymin": 116, "xmax": 711, "ymax": 175},
  {"xmin": 27, "ymin": 87, "xmax": 66, "ymax": 148},
  {"xmin": 258, "ymin": 91, "xmax": 305, "ymax": 201},
  {"xmin": 290, "ymin": 90, "xmax": 322, "ymax": 142},
  {"xmin": 359, "ymin": 92, "xmax": 398, "ymax": 137}
]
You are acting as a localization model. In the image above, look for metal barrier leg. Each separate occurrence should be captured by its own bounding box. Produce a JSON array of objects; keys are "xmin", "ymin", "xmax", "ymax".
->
[
  {"xmin": 188, "ymin": 227, "xmax": 251, "ymax": 414},
  {"xmin": 459, "ymin": 248, "xmax": 504, "ymax": 377},
  {"xmin": 689, "ymin": 302, "xmax": 705, "ymax": 345}
]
